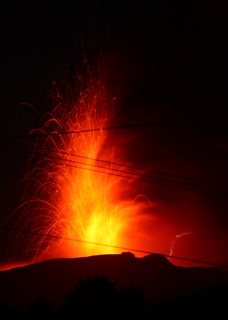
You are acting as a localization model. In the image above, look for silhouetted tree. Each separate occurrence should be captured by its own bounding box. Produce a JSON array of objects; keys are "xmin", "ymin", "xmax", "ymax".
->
[
  {"xmin": 117, "ymin": 282, "xmax": 145, "ymax": 313},
  {"xmin": 0, "ymin": 301, "xmax": 18, "ymax": 320},
  {"xmin": 55, "ymin": 275, "xmax": 145, "ymax": 319},
  {"xmin": 26, "ymin": 293, "xmax": 52, "ymax": 320}
]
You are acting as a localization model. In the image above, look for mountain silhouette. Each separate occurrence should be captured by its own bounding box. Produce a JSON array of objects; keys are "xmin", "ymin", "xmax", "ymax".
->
[{"xmin": 0, "ymin": 253, "xmax": 227, "ymax": 314}]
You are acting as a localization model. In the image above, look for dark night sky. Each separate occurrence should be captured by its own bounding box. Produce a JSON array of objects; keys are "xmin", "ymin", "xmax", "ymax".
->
[{"xmin": 0, "ymin": 0, "xmax": 228, "ymax": 267}]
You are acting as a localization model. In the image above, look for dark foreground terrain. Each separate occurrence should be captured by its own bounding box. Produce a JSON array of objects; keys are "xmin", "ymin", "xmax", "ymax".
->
[{"xmin": 0, "ymin": 253, "xmax": 227, "ymax": 319}]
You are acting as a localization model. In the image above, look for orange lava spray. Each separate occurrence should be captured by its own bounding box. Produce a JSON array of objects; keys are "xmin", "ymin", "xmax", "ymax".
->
[{"xmin": 10, "ymin": 54, "xmax": 152, "ymax": 263}]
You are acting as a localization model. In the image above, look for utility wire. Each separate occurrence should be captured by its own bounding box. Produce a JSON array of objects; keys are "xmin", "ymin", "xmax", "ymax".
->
[
  {"xmin": 2, "ymin": 138, "xmax": 228, "ymax": 189},
  {"xmin": 0, "ymin": 144, "xmax": 228, "ymax": 197},
  {"xmin": 19, "ymin": 141, "xmax": 228, "ymax": 188},
  {"xmin": 0, "ymin": 144, "xmax": 227, "ymax": 197},
  {"xmin": 1, "ymin": 225, "xmax": 228, "ymax": 269},
  {"xmin": 0, "ymin": 115, "xmax": 227, "ymax": 141}
]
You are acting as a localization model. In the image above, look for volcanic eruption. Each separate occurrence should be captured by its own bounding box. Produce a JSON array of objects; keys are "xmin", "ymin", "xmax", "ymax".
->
[{"xmin": 6, "ymin": 51, "xmax": 152, "ymax": 264}]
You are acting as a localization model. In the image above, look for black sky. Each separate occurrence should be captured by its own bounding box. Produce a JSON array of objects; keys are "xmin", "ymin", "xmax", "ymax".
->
[{"xmin": 0, "ymin": 0, "xmax": 228, "ymax": 266}]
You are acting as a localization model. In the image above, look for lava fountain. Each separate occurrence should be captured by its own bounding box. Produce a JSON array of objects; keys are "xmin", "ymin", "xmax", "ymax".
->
[{"xmin": 9, "ymin": 54, "xmax": 152, "ymax": 263}]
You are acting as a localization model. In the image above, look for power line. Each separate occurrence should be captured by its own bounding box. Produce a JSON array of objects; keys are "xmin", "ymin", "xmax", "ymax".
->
[
  {"xmin": 1, "ymin": 225, "xmax": 228, "ymax": 269},
  {"xmin": 0, "ymin": 146, "xmax": 227, "ymax": 198},
  {"xmin": 0, "ymin": 144, "xmax": 228, "ymax": 197},
  {"xmin": 0, "ymin": 115, "xmax": 227, "ymax": 141},
  {"xmin": 3, "ymin": 138, "xmax": 228, "ymax": 191},
  {"xmin": 21, "ymin": 142, "xmax": 228, "ymax": 188}
]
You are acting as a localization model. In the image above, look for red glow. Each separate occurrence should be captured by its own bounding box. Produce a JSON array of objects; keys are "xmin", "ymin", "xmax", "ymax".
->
[{"xmin": 10, "ymin": 56, "xmax": 154, "ymax": 263}]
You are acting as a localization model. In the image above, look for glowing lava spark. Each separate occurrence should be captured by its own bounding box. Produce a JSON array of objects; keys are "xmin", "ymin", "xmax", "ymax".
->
[
  {"xmin": 169, "ymin": 232, "xmax": 192, "ymax": 257},
  {"xmin": 10, "ymin": 56, "xmax": 151, "ymax": 263}
]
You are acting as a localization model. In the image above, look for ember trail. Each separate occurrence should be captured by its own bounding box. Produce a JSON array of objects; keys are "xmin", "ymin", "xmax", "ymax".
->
[{"xmin": 12, "ymin": 55, "xmax": 150, "ymax": 262}]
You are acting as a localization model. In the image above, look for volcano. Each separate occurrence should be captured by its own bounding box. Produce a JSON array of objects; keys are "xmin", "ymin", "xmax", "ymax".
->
[{"xmin": 0, "ymin": 253, "xmax": 227, "ymax": 318}]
